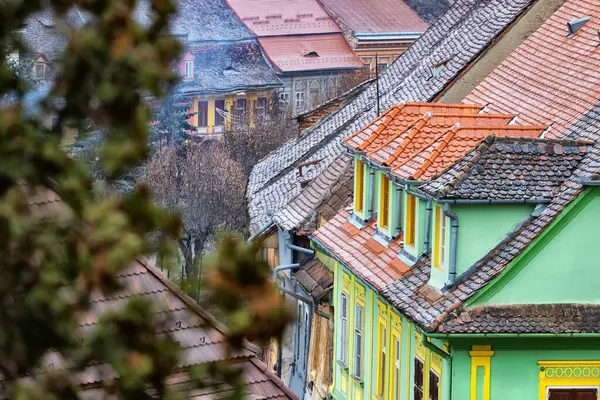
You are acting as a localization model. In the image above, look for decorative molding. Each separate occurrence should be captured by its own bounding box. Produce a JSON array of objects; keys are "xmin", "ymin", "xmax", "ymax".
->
[
  {"xmin": 470, "ymin": 345, "xmax": 494, "ymax": 400},
  {"xmin": 537, "ymin": 361, "xmax": 600, "ymax": 400}
]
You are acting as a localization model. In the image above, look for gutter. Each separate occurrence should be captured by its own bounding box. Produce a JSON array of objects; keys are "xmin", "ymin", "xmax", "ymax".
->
[
  {"xmin": 576, "ymin": 178, "xmax": 600, "ymax": 186},
  {"xmin": 427, "ymin": 332, "xmax": 600, "ymax": 339},
  {"xmin": 443, "ymin": 204, "xmax": 458, "ymax": 286},
  {"xmin": 436, "ymin": 198, "xmax": 550, "ymax": 205},
  {"xmin": 286, "ymin": 243, "xmax": 315, "ymax": 255}
]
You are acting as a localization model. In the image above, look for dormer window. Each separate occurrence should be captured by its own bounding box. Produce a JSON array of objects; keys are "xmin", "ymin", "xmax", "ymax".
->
[
  {"xmin": 355, "ymin": 158, "xmax": 365, "ymax": 215},
  {"xmin": 33, "ymin": 56, "xmax": 48, "ymax": 80},
  {"xmin": 379, "ymin": 174, "xmax": 390, "ymax": 230},
  {"xmin": 405, "ymin": 194, "xmax": 417, "ymax": 246},
  {"xmin": 184, "ymin": 60, "xmax": 193, "ymax": 79},
  {"xmin": 433, "ymin": 205, "xmax": 447, "ymax": 269}
]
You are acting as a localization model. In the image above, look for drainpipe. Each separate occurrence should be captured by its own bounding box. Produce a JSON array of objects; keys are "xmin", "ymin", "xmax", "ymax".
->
[
  {"xmin": 273, "ymin": 263, "xmax": 301, "ymax": 281},
  {"xmin": 286, "ymin": 243, "xmax": 315, "ymax": 255},
  {"xmin": 423, "ymin": 200, "xmax": 433, "ymax": 254},
  {"xmin": 368, "ymin": 166, "xmax": 376, "ymax": 220},
  {"xmin": 395, "ymin": 185, "xmax": 403, "ymax": 237},
  {"xmin": 443, "ymin": 204, "xmax": 458, "ymax": 286},
  {"xmin": 248, "ymin": 216, "xmax": 273, "ymax": 242}
]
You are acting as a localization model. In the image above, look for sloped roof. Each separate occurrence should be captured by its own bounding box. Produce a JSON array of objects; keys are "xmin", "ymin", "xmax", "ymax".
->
[
  {"xmin": 383, "ymin": 102, "xmax": 600, "ymax": 332},
  {"xmin": 439, "ymin": 304, "xmax": 600, "ymax": 334},
  {"xmin": 134, "ymin": 0, "xmax": 255, "ymax": 42},
  {"xmin": 464, "ymin": 0, "xmax": 600, "ymax": 138},
  {"xmin": 247, "ymin": 0, "xmax": 536, "ymax": 234},
  {"xmin": 344, "ymin": 103, "xmax": 546, "ymax": 180},
  {"xmin": 318, "ymin": 0, "xmax": 428, "ymax": 35},
  {"xmin": 258, "ymin": 34, "xmax": 362, "ymax": 73},
  {"xmin": 420, "ymin": 136, "xmax": 591, "ymax": 201},
  {"xmin": 178, "ymin": 42, "xmax": 282, "ymax": 94},
  {"xmin": 226, "ymin": 0, "xmax": 341, "ymax": 36},
  {"xmin": 273, "ymin": 154, "xmax": 353, "ymax": 233},
  {"xmin": 402, "ymin": 0, "xmax": 453, "ymax": 24},
  {"xmin": 292, "ymin": 259, "xmax": 334, "ymax": 302},
  {"xmin": 6, "ymin": 258, "xmax": 296, "ymax": 399}
]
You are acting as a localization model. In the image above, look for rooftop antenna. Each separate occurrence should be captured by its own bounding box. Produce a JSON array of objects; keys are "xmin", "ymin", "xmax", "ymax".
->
[{"xmin": 375, "ymin": 52, "xmax": 381, "ymax": 116}]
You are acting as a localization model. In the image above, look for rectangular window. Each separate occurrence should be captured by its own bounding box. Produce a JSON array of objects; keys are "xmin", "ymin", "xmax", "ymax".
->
[
  {"xmin": 340, "ymin": 293, "xmax": 348, "ymax": 365},
  {"xmin": 434, "ymin": 206, "xmax": 447, "ymax": 268},
  {"xmin": 377, "ymin": 63, "xmax": 388, "ymax": 74},
  {"xmin": 355, "ymin": 159, "xmax": 364, "ymax": 214},
  {"xmin": 214, "ymin": 100, "xmax": 225, "ymax": 128},
  {"xmin": 354, "ymin": 304, "xmax": 364, "ymax": 379},
  {"xmin": 279, "ymin": 92, "xmax": 290, "ymax": 106},
  {"xmin": 406, "ymin": 194, "xmax": 416, "ymax": 246},
  {"xmin": 378, "ymin": 324, "xmax": 387, "ymax": 396},
  {"xmin": 236, "ymin": 99, "xmax": 247, "ymax": 124},
  {"xmin": 184, "ymin": 60, "xmax": 193, "ymax": 78},
  {"xmin": 380, "ymin": 175, "xmax": 390, "ymax": 229},
  {"xmin": 394, "ymin": 337, "xmax": 401, "ymax": 400},
  {"xmin": 429, "ymin": 370, "xmax": 440, "ymax": 400},
  {"xmin": 295, "ymin": 92, "xmax": 305, "ymax": 112},
  {"xmin": 198, "ymin": 101, "xmax": 208, "ymax": 128},
  {"xmin": 414, "ymin": 357, "xmax": 424, "ymax": 400},
  {"xmin": 254, "ymin": 97, "xmax": 267, "ymax": 121},
  {"xmin": 34, "ymin": 63, "xmax": 45, "ymax": 80}
]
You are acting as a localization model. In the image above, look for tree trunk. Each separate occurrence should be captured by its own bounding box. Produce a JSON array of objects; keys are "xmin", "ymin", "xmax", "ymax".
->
[{"xmin": 179, "ymin": 235, "xmax": 193, "ymax": 279}]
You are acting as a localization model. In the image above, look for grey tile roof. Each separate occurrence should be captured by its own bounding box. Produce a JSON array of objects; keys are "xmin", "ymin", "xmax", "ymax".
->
[
  {"xmin": 179, "ymin": 42, "xmax": 282, "ymax": 95},
  {"xmin": 292, "ymin": 259, "xmax": 334, "ymax": 302},
  {"xmin": 439, "ymin": 304, "xmax": 600, "ymax": 334},
  {"xmin": 403, "ymin": 0, "xmax": 453, "ymax": 24},
  {"xmin": 272, "ymin": 154, "xmax": 353, "ymax": 232},
  {"xmin": 247, "ymin": 0, "xmax": 535, "ymax": 234},
  {"xmin": 420, "ymin": 135, "xmax": 591, "ymax": 202},
  {"xmin": 383, "ymin": 102, "xmax": 600, "ymax": 333},
  {"xmin": 134, "ymin": 0, "xmax": 255, "ymax": 42}
]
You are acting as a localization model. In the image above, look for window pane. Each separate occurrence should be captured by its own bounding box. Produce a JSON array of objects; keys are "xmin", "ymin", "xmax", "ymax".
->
[
  {"xmin": 414, "ymin": 358, "xmax": 424, "ymax": 400},
  {"xmin": 236, "ymin": 99, "xmax": 247, "ymax": 123},
  {"xmin": 198, "ymin": 101, "xmax": 208, "ymax": 127},
  {"xmin": 214, "ymin": 100, "xmax": 225, "ymax": 127},
  {"xmin": 429, "ymin": 370, "xmax": 440, "ymax": 400}
]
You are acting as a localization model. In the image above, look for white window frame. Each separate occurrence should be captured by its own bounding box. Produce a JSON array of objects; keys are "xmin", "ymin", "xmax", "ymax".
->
[
  {"xmin": 34, "ymin": 62, "xmax": 46, "ymax": 80},
  {"xmin": 295, "ymin": 92, "xmax": 305, "ymax": 112},
  {"xmin": 340, "ymin": 293, "xmax": 348, "ymax": 365},
  {"xmin": 184, "ymin": 60, "xmax": 193, "ymax": 78},
  {"xmin": 354, "ymin": 304, "xmax": 364, "ymax": 379}
]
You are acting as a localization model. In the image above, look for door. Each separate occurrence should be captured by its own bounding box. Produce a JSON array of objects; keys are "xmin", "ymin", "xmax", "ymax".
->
[
  {"xmin": 549, "ymin": 389, "xmax": 598, "ymax": 400},
  {"xmin": 289, "ymin": 297, "xmax": 311, "ymax": 399}
]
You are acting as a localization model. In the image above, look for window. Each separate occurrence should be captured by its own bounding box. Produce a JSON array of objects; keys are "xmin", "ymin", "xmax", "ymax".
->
[
  {"xmin": 309, "ymin": 80, "xmax": 320, "ymax": 108},
  {"xmin": 254, "ymin": 97, "xmax": 267, "ymax": 121},
  {"xmin": 34, "ymin": 62, "xmax": 46, "ymax": 80},
  {"xmin": 340, "ymin": 293, "xmax": 348, "ymax": 365},
  {"xmin": 279, "ymin": 92, "xmax": 290, "ymax": 106},
  {"xmin": 378, "ymin": 324, "xmax": 387, "ymax": 396},
  {"xmin": 434, "ymin": 206, "xmax": 447, "ymax": 268},
  {"xmin": 355, "ymin": 159, "xmax": 364, "ymax": 214},
  {"xmin": 380, "ymin": 175, "xmax": 390, "ymax": 230},
  {"xmin": 377, "ymin": 63, "xmax": 388, "ymax": 74},
  {"xmin": 414, "ymin": 357, "xmax": 424, "ymax": 400},
  {"xmin": 354, "ymin": 304, "xmax": 364, "ymax": 379},
  {"xmin": 236, "ymin": 98, "xmax": 247, "ymax": 124},
  {"xmin": 429, "ymin": 370, "xmax": 440, "ymax": 400},
  {"xmin": 295, "ymin": 92, "xmax": 305, "ymax": 112},
  {"xmin": 184, "ymin": 60, "xmax": 193, "ymax": 78},
  {"xmin": 406, "ymin": 194, "xmax": 417, "ymax": 246},
  {"xmin": 214, "ymin": 100, "xmax": 225, "ymax": 128},
  {"xmin": 393, "ymin": 337, "xmax": 401, "ymax": 400},
  {"xmin": 197, "ymin": 101, "xmax": 208, "ymax": 128}
]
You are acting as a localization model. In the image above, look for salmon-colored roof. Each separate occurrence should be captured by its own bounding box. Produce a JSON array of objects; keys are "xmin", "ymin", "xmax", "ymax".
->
[
  {"xmin": 318, "ymin": 0, "xmax": 428, "ymax": 35},
  {"xmin": 464, "ymin": 0, "xmax": 600, "ymax": 138},
  {"xmin": 344, "ymin": 103, "xmax": 546, "ymax": 180},
  {"xmin": 226, "ymin": 0, "xmax": 341, "ymax": 36},
  {"xmin": 259, "ymin": 34, "xmax": 363, "ymax": 72},
  {"xmin": 312, "ymin": 208, "xmax": 408, "ymax": 290}
]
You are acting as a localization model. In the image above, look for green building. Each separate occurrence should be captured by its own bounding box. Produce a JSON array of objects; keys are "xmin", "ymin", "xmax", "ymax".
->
[{"xmin": 310, "ymin": 99, "xmax": 600, "ymax": 400}]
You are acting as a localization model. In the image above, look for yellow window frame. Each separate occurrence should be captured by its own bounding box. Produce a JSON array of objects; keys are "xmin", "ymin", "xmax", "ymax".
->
[
  {"xmin": 355, "ymin": 159, "xmax": 365, "ymax": 214},
  {"xmin": 389, "ymin": 314, "xmax": 402, "ymax": 400},
  {"xmin": 406, "ymin": 194, "xmax": 416, "ymax": 246},
  {"xmin": 380, "ymin": 174, "xmax": 390, "ymax": 230},
  {"xmin": 375, "ymin": 301, "xmax": 389, "ymax": 399}
]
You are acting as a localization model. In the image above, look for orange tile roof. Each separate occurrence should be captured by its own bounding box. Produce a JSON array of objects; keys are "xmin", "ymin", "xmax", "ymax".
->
[
  {"xmin": 343, "ymin": 102, "xmax": 546, "ymax": 180},
  {"xmin": 312, "ymin": 208, "xmax": 408, "ymax": 290},
  {"xmin": 464, "ymin": 0, "xmax": 600, "ymax": 138}
]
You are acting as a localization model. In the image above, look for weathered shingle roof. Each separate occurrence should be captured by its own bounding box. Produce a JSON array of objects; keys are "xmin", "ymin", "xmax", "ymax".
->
[
  {"xmin": 226, "ymin": 0, "xmax": 341, "ymax": 36},
  {"xmin": 258, "ymin": 34, "xmax": 362, "ymax": 73},
  {"xmin": 464, "ymin": 0, "xmax": 600, "ymax": 138},
  {"xmin": 317, "ymin": 0, "xmax": 429, "ymax": 35},
  {"xmin": 421, "ymin": 135, "xmax": 591, "ymax": 201},
  {"xmin": 273, "ymin": 154, "xmax": 353, "ymax": 233},
  {"xmin": 292, "ymin": 259, "xmax": 334, "ymax": 302},
  {"xmin": 438, "ymin": 304, "xmax": 600, "ymax": 334},
  {"xmin": 179, "ymin": 42, "xmax": 282, "ymax": 94},
  {"xmin": 383, "ymin": 102, "xmax": 600, "ymax": 332},
  {"xmin": 247, "ymin": 0, "xmax": 536, "ymax": 234}
]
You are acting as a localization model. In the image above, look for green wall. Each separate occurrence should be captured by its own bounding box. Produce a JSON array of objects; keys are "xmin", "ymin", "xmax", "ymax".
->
[
  {"xmin": 477, "ymin": 191, "xmax": 600, "ymax": 306},
  {"xmin": 453, "ymin": 203, "xmax": 533, "ymax": 277},
  {"xmin": 403, "ymin": 191, "xmax": 427, "ymax": 258},
  {"xmin": 451, "ymin": 340, "xmax": 600, "ymax": 399}
]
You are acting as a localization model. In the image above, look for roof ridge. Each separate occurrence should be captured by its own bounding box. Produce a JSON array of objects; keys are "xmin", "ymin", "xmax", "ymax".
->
[
  {"xmin": 138, "ymin": 258, "xmax": 264, "ymax": 357},
  {"xmin": 357, "ymin": 106, "xmax": 403, "ymax": 151},
  {"xmin": 412, "ymin": 123, "xmax": 461, "ymax": 179},
  {"xmin": 382, "ymin": 113, "xmax": 432, "ymax": 166}
]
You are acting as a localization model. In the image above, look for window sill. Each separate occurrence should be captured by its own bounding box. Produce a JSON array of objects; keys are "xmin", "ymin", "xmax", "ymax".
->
[
  {"xmin": 350, "ymin": 374, "xmax": 364, "ymax": 387},
  {"xmin": 337, "ymin": 360, "xmax": 348, "ymax": 371}
]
